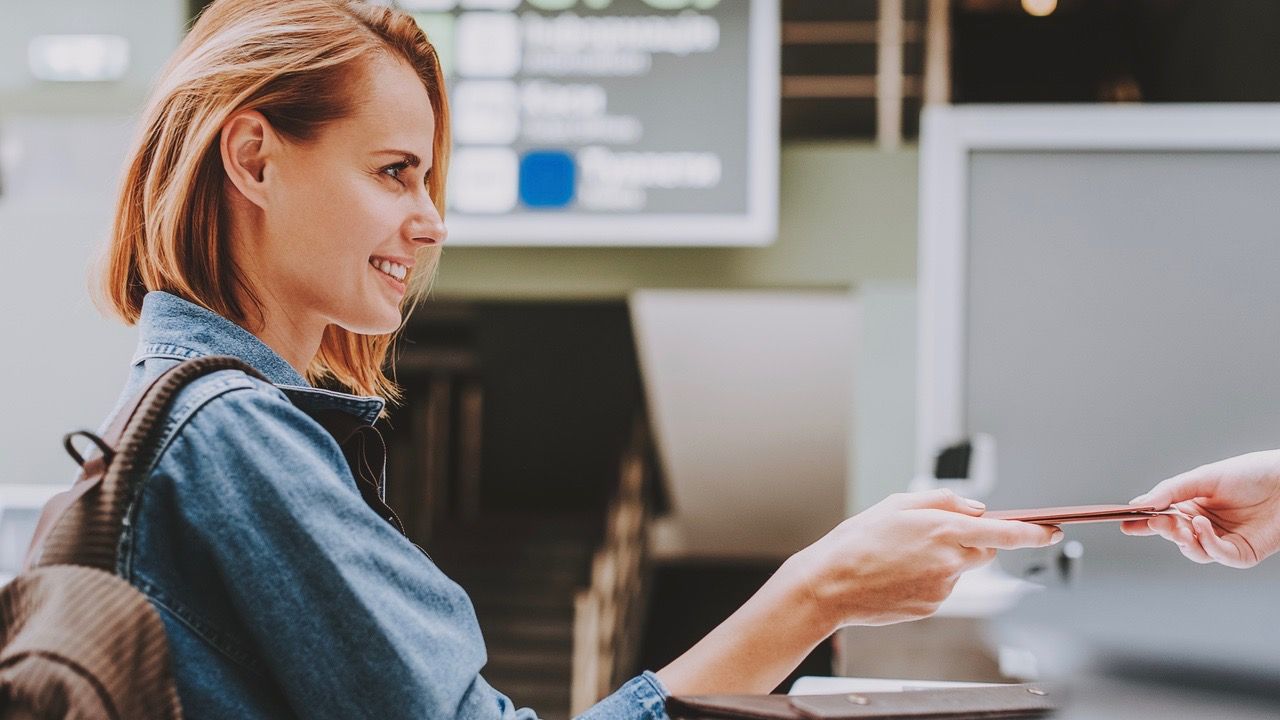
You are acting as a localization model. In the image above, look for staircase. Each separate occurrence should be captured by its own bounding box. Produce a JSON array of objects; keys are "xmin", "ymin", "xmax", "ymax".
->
[
  {"xmin": 429, "ymin": 514, "xmax": 600, "ymax": 720},
  {"xmin": 384, "ymin": 300, "xmax": 666, "ymax": 720}
]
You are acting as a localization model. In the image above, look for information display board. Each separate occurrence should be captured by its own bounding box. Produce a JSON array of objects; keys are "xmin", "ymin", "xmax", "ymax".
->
[{"xmin": 401, "ymin": 0, "xmax": 779, "ymax": 245}]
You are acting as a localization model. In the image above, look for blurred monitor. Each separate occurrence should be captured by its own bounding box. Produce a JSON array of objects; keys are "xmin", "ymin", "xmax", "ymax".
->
[{"xmin": 916, "ymin": 104, "xmax": 1280, "ymax": 571}]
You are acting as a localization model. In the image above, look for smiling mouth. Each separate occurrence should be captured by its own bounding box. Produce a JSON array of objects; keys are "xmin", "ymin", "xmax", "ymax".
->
[{"xmin": 369, "ymin": 257, "xmax": 409, "ymax": 282}]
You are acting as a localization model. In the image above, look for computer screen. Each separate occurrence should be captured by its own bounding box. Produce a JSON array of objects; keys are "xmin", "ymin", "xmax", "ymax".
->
[{"xmin": 918, "ymin": 106, "xmax": 1280, "ymax": 572}]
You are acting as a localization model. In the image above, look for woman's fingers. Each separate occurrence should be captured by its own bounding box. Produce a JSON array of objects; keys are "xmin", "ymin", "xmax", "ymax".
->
[
  {"xmin": 948, "ymin": 516, "xmax": 1063, "ymax": 550},
  {"xmin": 962, "ymin": 546, "xmax": 998, "ymax": 570},
  {"xmin": 886, "ymin": 488, "xmax": 987, "ymax": 516}
]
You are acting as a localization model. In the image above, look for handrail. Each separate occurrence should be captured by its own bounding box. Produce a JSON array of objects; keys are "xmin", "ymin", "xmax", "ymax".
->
[{"xmin": 570, "ymin": 417, "xmax": 654, "ymax": 715}]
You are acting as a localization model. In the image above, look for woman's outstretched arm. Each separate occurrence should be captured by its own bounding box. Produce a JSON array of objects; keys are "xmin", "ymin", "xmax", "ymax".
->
[{"xmin": 656, "ymin": 489, "xmax": 1062, "ymax": 695}]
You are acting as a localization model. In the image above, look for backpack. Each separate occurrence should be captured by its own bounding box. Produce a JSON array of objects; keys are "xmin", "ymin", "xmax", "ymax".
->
[{"xmin": 0, "ymin": 355, "xmax": 401, "ymax": 719}]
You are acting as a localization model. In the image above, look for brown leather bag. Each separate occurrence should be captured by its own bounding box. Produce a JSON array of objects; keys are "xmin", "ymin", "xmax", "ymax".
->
[{"xmin": 0, "ymin": 355, "xmax": 399, "ymax": 719}]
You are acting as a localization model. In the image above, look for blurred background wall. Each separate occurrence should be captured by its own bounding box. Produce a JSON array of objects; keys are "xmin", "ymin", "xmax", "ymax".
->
[{"xmin": 0, "ymin": 0, "xmax": 185, "ymax": 489}]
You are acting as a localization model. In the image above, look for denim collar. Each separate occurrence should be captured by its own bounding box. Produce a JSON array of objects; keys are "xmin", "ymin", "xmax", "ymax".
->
[{"xmin": 131, "ymin": 291, "xmax": 385, "ymax": 425}]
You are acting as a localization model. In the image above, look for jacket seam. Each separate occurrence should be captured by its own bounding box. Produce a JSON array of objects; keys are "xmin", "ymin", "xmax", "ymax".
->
[
  {"xmin": 117, "ymin": 374, "xmax": 356, "ymax": 681},
  {"xmin": 132, "ymin": 343, "xmax": 205, "ymax": 364},
  {"xmin": 119, "ymin": 376, "xmax": 281, "ymax": 582},
  {"xmin": 119, "ymin": 377, "xmax": 290, "ymax": 678},
  {"xmin": 115, "ymin": 365, "xmax": 379, "ymax": 690},
  {"xmin": 133, "ymin": 573, "xmax": 266, "ymax": 675},
  {"xmin": 151, "ymin": 377, "xmax": 275, "ymax": 470}
]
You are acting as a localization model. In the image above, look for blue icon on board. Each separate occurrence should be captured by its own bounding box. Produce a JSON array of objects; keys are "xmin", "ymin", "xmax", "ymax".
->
[{"xmin": 519, "ymin": 151, "xmax": 575, "ymax": 209}]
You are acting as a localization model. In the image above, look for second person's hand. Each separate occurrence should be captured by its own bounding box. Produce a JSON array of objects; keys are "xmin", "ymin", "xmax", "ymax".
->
[{"xmin": 1123, "ymin": 450, "xmax": 1280, "ymax": 568}]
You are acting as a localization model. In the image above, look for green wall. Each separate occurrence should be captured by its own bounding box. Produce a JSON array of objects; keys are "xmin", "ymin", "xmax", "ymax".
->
[{"xmin": 432, "ymin": 143, "xmax": 918, "ymax": 299}]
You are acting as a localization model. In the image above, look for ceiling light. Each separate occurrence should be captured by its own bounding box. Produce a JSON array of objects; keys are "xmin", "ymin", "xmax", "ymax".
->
[
  {"xmin": 28, "ymin": 35, "xmax": 129, "ymax": 82},
  {"xmin": 1021, "ymin": 0, "xmax": 1057, "ymax": 17}
]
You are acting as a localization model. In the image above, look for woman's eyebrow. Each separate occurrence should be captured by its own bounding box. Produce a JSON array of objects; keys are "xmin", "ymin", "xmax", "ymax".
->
[{"xmin": 373, "ymin": 149, "xmax": 422, "ymax": 167}]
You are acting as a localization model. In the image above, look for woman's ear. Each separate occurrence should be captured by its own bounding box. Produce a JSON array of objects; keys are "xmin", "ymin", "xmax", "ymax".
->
[{"xmin": 220, "ymin": 109, "xmax": 275, "ymax": 209}]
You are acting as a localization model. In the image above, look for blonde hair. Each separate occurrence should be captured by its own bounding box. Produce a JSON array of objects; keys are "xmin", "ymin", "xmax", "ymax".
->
[{"xmin": 98, "ymin": 0, "xmax": 450, "ymax": 405}]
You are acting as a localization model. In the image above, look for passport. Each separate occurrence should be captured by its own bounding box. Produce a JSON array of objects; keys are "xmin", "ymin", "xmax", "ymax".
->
[{"xmin": 984, "ymin": 503, "xmax": 1175, "ymax": 524}]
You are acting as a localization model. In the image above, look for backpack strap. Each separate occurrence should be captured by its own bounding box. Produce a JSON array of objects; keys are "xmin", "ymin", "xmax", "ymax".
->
[
  {"xmin": 27, "ymin": 355, "xmax": 410, "ymax": 573},
  {"xmin": 26, "ymin": 356, "xmax": 270, "ymax": 571}
]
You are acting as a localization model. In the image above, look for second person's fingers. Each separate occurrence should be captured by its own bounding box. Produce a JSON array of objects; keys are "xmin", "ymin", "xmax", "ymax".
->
[
  {"xmin": 1131, "ymin": 466, "xmax": 1222, "ymax": 511},
  {"xmin": 1191, "ymin": 515, "xmax": 1256, "ymax": 568},
  {"xmin": 1176, "ymin": 540, "xmax": 1214, "ymax": 564},
  {"xmin": 1147, "ymin": 514, "xmax": 1192, "ymax": 543},
  {"xmin": 1148, "ymin": 515, "xmax": 1214, "ymax": 562},
  {"xmin": 1121, "ymin": 519, "xmax": 1157, "ymax": 536}
]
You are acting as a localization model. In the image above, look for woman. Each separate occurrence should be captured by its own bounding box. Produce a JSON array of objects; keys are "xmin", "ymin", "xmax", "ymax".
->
[{"xmin": 95, "ymin": 0, "xmax": 1062, "ymax": 717}]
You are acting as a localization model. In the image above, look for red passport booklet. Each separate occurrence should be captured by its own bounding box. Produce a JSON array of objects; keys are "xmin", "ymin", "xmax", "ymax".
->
[{"xmin": 984, "ymin": 503, "xmax": 1171, "ymax": 524}]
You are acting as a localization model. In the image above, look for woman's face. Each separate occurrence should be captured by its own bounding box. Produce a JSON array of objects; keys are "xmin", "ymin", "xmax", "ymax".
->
[{"xmin": 233, "ymin": 55, "xmax": 445, "ymax": 338}]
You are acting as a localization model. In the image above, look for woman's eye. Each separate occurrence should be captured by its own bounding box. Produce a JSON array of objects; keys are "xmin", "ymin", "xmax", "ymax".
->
[{"xmin": 382, "ymin": 163, "xmax": 409, "ymax": 183}]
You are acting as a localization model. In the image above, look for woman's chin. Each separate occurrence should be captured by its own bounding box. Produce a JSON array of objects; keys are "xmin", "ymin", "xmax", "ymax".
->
[{"xmin": 335, "ymin": 308, "xmax": 403, "ymax": 336}]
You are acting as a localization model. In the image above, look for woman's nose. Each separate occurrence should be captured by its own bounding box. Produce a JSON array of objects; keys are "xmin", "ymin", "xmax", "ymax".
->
[{"xmin": 411, "ymin": 195, "xmax": 448, "ymax": 246}]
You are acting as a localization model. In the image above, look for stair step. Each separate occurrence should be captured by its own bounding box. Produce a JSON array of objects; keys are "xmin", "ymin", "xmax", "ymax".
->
[
  {"xmin": 482, "ymin": 617, "xmax": 574, "ymax": 644},
  {"xmin": 438, "ymin": 564, "xmax": 586, "ymax": 587},
  {"xmin": 488, "ymin": 679, "xmax": 571, "ymax": 720},
  {"xmin": 466, "ymin": 587, "xmax": 577, "ymax": 610},
  {"xmin": 486, "ymin": 645, "xmax": 573, "ymax": 671},
  {"xmin": 483, "ymin": 632, "xmax": 572, "ymax": 657},
  {"xmin": 485, "ymin": 629, "xmax": 573, "ymax": 652},
  {"xmin": 472, "ymin": 603, "xmax": 576, "ymax": 629},
  {"xmin": 433, "ymin": 533, "xmax": 595, "ymax": 547},
  {"xmin": 419, "ymin": 512, "xmax": 613, "ymax": 720},
  {"xmin": 436, "ymin": 549, "xmax": 590, "ymax": 566},
  {"xmin": 450, "ymin": 579, "xmax": 584, "ymax": 600}
]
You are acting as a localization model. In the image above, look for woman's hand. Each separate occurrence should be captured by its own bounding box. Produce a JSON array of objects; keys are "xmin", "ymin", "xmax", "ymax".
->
[
  {"xmin": 1122, "ymin": 450, "xmax": 1280, "ymax": 568},
  {"xmin": 779, "ymin": 488, "xmax": 1063, "ymax": 628},
  {"xmin": 655, "ymin": 488, "xmax": 1061, "ymax": 696}
]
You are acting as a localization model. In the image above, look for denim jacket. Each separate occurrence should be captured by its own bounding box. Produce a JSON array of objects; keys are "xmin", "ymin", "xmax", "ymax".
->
[{"xmin": 101, "ymin": 291, "xmax": 670, "ymax": 719}]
